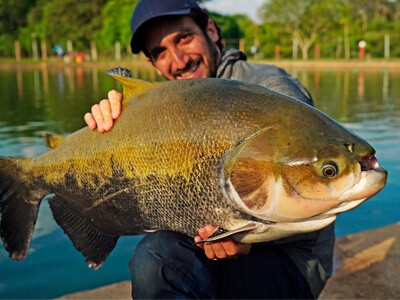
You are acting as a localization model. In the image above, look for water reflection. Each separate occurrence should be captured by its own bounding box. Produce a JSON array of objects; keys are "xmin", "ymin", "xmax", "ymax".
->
[
  {"xmin": 4, "ymin": 67, "xmax": 400, "ymax": 129},
  {"xmin": 1, "ymin": 65, "xmax": 160, "ymax": 134},
  {"xmin": 286, "ymin": 69, "xmax": 400, "ymax": 128}
]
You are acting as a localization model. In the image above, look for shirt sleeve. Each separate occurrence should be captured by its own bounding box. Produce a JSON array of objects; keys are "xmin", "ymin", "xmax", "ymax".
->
[{"xmin": 227, "ymin": 61, "xmax": 314, "ymax": 106}]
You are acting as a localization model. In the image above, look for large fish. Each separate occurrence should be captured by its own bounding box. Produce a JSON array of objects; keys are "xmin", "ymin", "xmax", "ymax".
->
[{"xmin": 0, "ymin": 68, "xmax": 387, "ymax": 268}]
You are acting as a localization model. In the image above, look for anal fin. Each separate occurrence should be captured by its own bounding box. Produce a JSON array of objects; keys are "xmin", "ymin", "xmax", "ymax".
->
[{"xmin": 48, "ymin": 196, "xmax": 119, "ymax": 269}]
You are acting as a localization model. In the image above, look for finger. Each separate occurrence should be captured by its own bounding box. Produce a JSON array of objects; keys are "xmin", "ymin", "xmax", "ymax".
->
[
  {"xmin": 203, "ymin": 242, "xmax": 217, "ymax": 259},
  {"xmin": 194, "ymin": 236, "xmax": 204, "ymax": 249},
  {"xmin": 203, "ymin": 226, "xmax": 228, "ymax": 259},
  {"xmin": 220, "ymin": 239, "xmax": 241, "ymax": 257},
  {"xmin": 99, "ymin": 99, "xmax": 113, "ymax": 131},
  {"xmin": 108, "ymin": 90, "xmax": 123, "ymax": 119},
  {"xmin": 84, "ymin": 113, "xmax": 97, "ymax": 130},
  {"xmin": 208, "ymin": 242, "xmax": 228, "ymax": 259},
  {"xmin": 91, "ymin": 104, "xmax": 105, "ymax": 132},
  {"xmin": 197, "ymin": 227, "xmax": 209, "ymax": 240},
  {"xmin": 204, "ymin": 225, "xmax": 218, "ymax": 237},
  {"xmin": 197, "ymin": 228, "xmax": 216, "ymax": 257}
]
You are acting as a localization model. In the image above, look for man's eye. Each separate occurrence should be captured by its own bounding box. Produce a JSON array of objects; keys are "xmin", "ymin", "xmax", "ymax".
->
[
  {"xmin": 152, "ymin": 50, "xmax": 165, "ymax": 61},
  {"xmin": 180, "ymin": 34, "xmax": 193, "ymax": 44}
]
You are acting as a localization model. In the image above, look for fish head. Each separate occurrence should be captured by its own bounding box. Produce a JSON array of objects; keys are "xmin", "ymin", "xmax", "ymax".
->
[{"xmin": 221, "ymin": 113, "xmax": 388, "ymax": 224}]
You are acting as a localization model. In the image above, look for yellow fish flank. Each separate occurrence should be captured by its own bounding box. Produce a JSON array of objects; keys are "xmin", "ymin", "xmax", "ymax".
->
[{"xmin": 0, "ymin": 68, "xmax": 388, "ymax": 268}]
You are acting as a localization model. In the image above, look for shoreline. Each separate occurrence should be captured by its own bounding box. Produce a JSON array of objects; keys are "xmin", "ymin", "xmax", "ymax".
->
[
  {"xmin": 59, "ymin": 222, "xmax": 400, "ymax": 299},
  {"xmin": 1, "ymin": 58, "xmax": 400, "ymax": 71}
]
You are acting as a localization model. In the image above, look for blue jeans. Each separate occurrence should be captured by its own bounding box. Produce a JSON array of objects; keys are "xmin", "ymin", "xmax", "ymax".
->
[{"xmin": 129, "ymin": 231, "xmax": 313, "ymax": 299}]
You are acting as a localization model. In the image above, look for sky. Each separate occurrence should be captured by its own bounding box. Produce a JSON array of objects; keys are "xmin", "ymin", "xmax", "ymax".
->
[{"xmin": 202, "ymin": 0, "xmax": 265, "ymax": 23}]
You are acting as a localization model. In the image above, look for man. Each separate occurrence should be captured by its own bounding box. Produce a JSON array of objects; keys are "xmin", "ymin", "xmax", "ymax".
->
[{"xmin": 84, "ymin": 0, "xmax": 334, "ymax": 298}]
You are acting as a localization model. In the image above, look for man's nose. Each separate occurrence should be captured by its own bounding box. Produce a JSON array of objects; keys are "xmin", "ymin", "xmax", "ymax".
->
[{"xmin": 170, "ymin": 47, "xmax": 188, "ymax": 70}]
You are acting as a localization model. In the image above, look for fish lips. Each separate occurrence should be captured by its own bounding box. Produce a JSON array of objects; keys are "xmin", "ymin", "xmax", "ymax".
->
[
  {"xmin": 340, "ymin": 167, "xmax": 387, "ymax": 201},
  {"xmin": 324, "ymin": 167, "xmax": 388, "ymax": 217}
]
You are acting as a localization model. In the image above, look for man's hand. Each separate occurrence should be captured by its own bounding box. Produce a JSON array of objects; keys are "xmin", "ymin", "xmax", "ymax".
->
[
  {"xmin": 84, "ymin": 90, "xmax": 123, "ymax": 132},
  {"xmin": 194, "ymin": 225, "xmax": 251, "ymax": 260}
]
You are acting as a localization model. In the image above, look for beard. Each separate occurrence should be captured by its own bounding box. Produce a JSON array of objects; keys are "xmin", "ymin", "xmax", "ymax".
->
[
  {"xmin": 204, "ymin": 34, "xmax": 221, "ymax": 78},
  {"xmin": 170, "ymin": 38, "xmax": 221, "ymax": 80}
]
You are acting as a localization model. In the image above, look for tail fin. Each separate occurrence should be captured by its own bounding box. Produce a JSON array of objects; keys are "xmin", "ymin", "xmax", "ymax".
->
[{"xmin": 0, "ymin": 157, "xmax": 44, "ymax": 260}]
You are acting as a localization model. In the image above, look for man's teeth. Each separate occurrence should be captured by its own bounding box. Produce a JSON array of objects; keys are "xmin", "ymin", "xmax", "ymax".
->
[{"xmin": 180, "ymin": 63, "xmax": 199, "ymax": 77}]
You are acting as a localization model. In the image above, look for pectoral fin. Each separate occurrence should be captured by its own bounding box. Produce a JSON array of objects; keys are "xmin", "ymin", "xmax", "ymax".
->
[{"xmin": 42, "ymin": 132, "xmax": 65, "ymax": 149}]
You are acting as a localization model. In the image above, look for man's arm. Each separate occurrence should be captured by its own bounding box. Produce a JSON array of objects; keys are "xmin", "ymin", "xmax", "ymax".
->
[{"xmin": 84, "ymin": 90, "xmax": 123, "ymax": 132}]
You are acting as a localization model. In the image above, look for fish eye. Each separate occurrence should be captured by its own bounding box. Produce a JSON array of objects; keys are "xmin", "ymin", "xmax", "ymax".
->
[{"xmin": 322, "ymin": 162, "xmax": 338, "ymax": 178}]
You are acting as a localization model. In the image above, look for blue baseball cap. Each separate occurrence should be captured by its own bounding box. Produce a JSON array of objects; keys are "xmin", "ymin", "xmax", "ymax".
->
[{"xmin": 130, "ymin": 0, "xmax": 207, "ymax": 54}]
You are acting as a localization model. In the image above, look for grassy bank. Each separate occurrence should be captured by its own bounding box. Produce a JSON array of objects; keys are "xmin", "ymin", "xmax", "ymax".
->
[{"xmin": 1, "ymin": 57, "xmax": 400, "ymax": 71}]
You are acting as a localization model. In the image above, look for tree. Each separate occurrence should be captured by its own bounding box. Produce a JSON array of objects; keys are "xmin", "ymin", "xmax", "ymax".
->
[
  {"xmin": 207, "ymin": 11, "xmax": 242, "ymax": 49},
  {"xmin": 0, "ymin": 0, "xmax": 37, "ymax": 55},
  {"xmin": 20, "ymin": 0, "xmax": 106, "ymax": 53},
  {"xmin": 94, "ymin": 0, "xmax": 137, "ymax": 54},
  {"xmin": 0, "ymin": 0, "xmax": 37, "ymax": 35},
  {"xmin": 261, "ymin": 0, "xmax": 341, "ymax": 59},
  {"xmin": 44, "ymin": 0, "xmax": 106, "ymax": 50},
  {"xmin": 340, "ymin": 0, "xmax": 400, "ymax": 58},
  {"xmin": 2, "ymin": 0, "xmax": 400, "ymax": 59},
  {"xmin": 233, "ymin": 14, "xmax": 258, "ymax": 55}
]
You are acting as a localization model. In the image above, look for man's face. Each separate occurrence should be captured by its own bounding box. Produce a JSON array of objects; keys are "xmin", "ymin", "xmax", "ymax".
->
[{"xmin": 143, "ymin": 16, "xmax": 221, "ymax": 80}]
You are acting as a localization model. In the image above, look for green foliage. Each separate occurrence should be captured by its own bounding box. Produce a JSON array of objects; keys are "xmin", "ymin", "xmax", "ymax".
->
[
  {"xmin": 17, "ymin": 0, "xmax": 107, "ymax": 55},
  {"xmin": 42, "ymin": 0, "xmax": 106, "ymax": 50},
  {"xmin": 207, "ymin": 11, "xmax": 241, "ymax": 49},
  {"xmin": 258, "ymin": 0, "xmax": 400, "ymax": 59},
  {"xmin": 0, "ymin": 34, "xmax": 14, "ymax": 56},
  {"xmin": 260, "ymin": 0, "xmax": 343, "ymax": 59},
  {"xmin": 231, "ymin": 14, "xmax": 257, "ymax": 53},
  {"xmin": 94, "ymin": 0, "xmax": 137, "ymax": 54},
  {"xmin": 0, "ymin": 0, "xmax": 400, "ymax": 59},
  {"xmin": 0, "ymin": 0, "xmax": 37, "ymax": 34},
  {"xmin": 0, "ymin": 0, "xmax": 37, "ymax": 55}
]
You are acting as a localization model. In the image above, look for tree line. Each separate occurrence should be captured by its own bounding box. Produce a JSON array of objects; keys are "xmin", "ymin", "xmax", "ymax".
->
[{"xmin": 0, "ymin": 0, "xmax": 399, "ymax": 60}]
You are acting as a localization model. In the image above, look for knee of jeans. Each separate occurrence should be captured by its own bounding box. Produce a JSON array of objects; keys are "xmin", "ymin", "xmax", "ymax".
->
[{"xmin": 129, "ymin": 231, "xmax": 190, "ymax": 275}]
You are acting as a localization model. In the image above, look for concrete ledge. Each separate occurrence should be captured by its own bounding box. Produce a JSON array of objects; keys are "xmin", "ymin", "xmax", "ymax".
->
[{"xmin": 319, "ymin": 222, "xmax": 400, "ymax": 299}]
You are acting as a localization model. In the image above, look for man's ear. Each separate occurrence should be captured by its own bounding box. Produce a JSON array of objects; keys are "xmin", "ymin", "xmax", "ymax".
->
[
  {"xmin": 206, "ymin": 18, "xmax": 219, "ymax": 43},
  {"xmin": 146, "ymin": 57, "xmax": 163, "ymax": 76}
]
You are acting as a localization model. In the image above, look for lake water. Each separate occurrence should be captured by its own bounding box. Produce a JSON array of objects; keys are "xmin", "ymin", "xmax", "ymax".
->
[{"xmin": 0, "ymin": 64, "xmax": 399, "ymax": 298}]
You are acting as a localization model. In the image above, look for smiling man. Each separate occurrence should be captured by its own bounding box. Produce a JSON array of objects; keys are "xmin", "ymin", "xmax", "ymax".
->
[
  {"xmin": 84, "ymin": 0, "xmax": 333, "ymax": 299},
  {"xmin": 143, "ymin": 16, "xmax": 221, "ymax": 79}
]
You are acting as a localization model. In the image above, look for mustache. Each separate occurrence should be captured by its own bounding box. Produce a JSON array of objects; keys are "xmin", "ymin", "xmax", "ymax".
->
[{"xmin": 172, "ymin": 59, "xmax": 200, "ymax": 77}]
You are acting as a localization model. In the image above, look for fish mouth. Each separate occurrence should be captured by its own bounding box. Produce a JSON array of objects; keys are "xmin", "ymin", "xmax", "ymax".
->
[
  {"xmin": 359, "ymin": 154, "xmax": 381, "ymax": 171},
  {"xmin": 329, "ymin": 154, "xmax": 388, "ymax": 211},
  {"xmin": 357, "ymin": 153, "xmax": 388, "ymax": 195}
]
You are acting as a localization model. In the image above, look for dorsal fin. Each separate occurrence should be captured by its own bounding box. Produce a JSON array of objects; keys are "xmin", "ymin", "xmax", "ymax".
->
[
  {"xmin": 107, "ymin": 67, "xmax": 151, "ymax": 105},
  {"xmin": 42, "ymin": 132, "xmax": 64, "ymax": 149}
]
